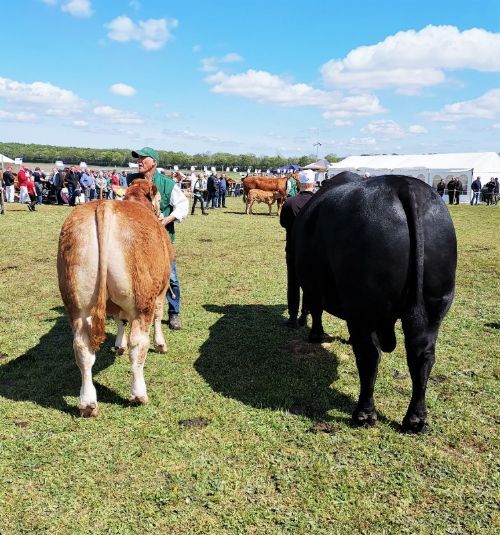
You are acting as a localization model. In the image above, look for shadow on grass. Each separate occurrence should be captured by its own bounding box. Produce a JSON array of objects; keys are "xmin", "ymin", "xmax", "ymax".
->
[
  {"xmin": 0, "ymin": 306, "xmax": 128, "ymax": 415},
  {"xmin": 195, "ymin": 304, "xmax": 357, "ymax": 424}
]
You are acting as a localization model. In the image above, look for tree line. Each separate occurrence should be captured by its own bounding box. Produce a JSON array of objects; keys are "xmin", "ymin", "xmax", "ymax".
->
[{"xmin": 0, "ymin": 142, "xmax": 342, "ymax": 170}]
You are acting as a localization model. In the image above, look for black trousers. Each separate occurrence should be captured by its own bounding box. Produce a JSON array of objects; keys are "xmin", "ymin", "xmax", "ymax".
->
[{"xmin": 286, "ymin": 252, "xmax": 307, "ymax": 320}]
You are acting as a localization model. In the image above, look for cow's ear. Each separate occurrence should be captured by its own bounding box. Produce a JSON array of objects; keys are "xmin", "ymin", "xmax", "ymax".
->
[{"xmin": 150, "ymin": 184, "xmax": 158, "ymax": 198}]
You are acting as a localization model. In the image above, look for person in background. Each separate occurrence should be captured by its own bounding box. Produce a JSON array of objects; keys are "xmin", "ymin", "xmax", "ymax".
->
[
  {"xmin": 191, "ymin": 173, "xmax": 208, "ymax": 215},
  {"xmin": 286, "ymin": 173, "xmax": 298, "ymax": 197},
  {"xmin": 80, "ymin": 168, "xmax": 94, "ymax": 202},
  {"xmin": 494, "ymin": 178, "xmax": 499, "ymax": 205},
  {"xmin": 26, "ymin": 173, "xmax": 37, "ymax": 211},
  {"xmin": 470, "ymin": 176, "xmax": 481, "ymax": 205},
  {"xmin": 485, "ymin": 177, "xmax": 496, "ymax": 206},
  {"xmin": 447, "ymin": 176, "xmax": 458, "ymax": 205},
  {"xmin": 32, "ymin": 167, "xmax": 45, "ymax": 205},
  {"xmin": 66, "ymin": 166, "xmax": 81, "ymax": 206},
  {"xmin": 129, "ymin": 147, "xmax": 189, "ymax": 330},
  {"xmin": 17, "ymin": 164, "xmax": 31, "ymax": 204},
  {"xmin": 95, "ymin": 171, "xmax": 106, "ymax": 199},
  {"xmin": 3, "ymin": 165, "xmax": 15, "ymax": 202},
  {"xmin": 279, "ymin": 169, "xmax": 316, "ymax": 328},
  {"xmin": 436, "ymin": 178, "xmax": 446, "ymax": 198},
  {"xmin": 119, "ymin": 171, "xmax": 128, "ymax": 188},
  {"xmin": 218, "ymin": 174, "xmax": 227, "ymax": 208},
  {"xmin": 206, "ymin": 172, "xmax": 217, "ymax": 209}
]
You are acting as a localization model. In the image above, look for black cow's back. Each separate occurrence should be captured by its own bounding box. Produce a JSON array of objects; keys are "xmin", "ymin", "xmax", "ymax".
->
[{"xmin": 293, "ymin": 174, "xmax": 456, "ymax": 327}]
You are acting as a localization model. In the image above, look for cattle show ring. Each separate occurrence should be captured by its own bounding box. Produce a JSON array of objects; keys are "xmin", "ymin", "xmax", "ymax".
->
[{"xmin": 0, "ymin": 158, "xmax": 498, "ymax": 533}]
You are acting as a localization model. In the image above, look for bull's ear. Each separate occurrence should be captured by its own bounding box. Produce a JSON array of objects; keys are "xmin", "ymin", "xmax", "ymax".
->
[{"xmin": 150, "ymin": 183, "xmax": 158, "ymax": 198}]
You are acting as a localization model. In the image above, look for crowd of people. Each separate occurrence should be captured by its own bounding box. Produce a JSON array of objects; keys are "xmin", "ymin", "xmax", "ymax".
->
[
  {"xmin": 435, "ymin": 175, "xmax": 499, "ymax": 205},
  {"xmin": 0, "ymin": 164, "xmax": 245, "ymax": 211}
]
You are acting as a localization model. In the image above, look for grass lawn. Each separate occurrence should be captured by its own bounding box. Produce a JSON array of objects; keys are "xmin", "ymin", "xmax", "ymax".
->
[{"xmin": 0, "ymin": 196, "xmax": 498, "ymax": 534}]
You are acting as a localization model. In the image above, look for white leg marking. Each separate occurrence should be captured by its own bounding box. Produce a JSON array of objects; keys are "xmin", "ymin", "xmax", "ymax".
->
[{"xmin": 128, "ymin": 321, "xmax": 150, "ymax": 403}]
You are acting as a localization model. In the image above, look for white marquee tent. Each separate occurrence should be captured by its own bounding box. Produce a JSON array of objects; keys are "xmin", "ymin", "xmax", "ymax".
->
[
  {"xmin": 327, "ymin": 152, "xmax": 500, "ymax": 203},
  {"xmin": 0, "ymin": 153, "xmax": 15, "ymax": 169}
]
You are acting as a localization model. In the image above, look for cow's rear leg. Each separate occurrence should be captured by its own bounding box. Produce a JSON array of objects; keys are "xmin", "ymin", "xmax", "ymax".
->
[
  {"xmin": 73, "ymin": 317, "xmax": 98, "ymax": 417},
  {"xmin": 401, "ymin": 316, "xmax": 439, "ymax": 433},
  {"xmin": 153, "ymin": 294, "xmax": 167, "ymax": 353},
  {"xmin": 348, "ymin": 323, "xmax": 381, "ymax": 426},
  {"xmin": 128, "ymin": 318, "xmax": 150, "ymax": 405},
  {"xmin": 308, "ymin": 307, "xmax": 325, "ymax": 343},
  {"xmin": 114, "ymin": 316, "xmax": 128, "ymax": 355}
]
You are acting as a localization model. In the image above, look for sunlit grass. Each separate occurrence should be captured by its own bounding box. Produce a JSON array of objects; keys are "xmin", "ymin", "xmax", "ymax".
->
[{"xmin": 0, "ymin": 198, "xmax": 498, "ymax": 534}]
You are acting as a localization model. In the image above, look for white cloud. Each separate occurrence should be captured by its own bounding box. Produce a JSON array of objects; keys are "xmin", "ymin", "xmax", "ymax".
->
[
  {"xmin": 321, "ymin": 25, "xmax": 500, "ymax": 93},
  {"xmin": 61, "ymin": 0, "xmax": 92, "ymax": 17},
  {"xmin": 93, "ymin": 105, "xmax": 143, "ymax": 124},
  {"xmin": 494, "ymin": 123, "xmax": 500, "ymax": 129},
  {"xmin": 201, "ymin": 53, "xmax": 243, "ymax": 72},
  {"xmin": 41, "ymin": 0, "xmax": 58, "ymax": 5},
  {"xmin": 73, "ymin": 120, "xmax": 88, "ymax": 126},
  {"xmin": 110, "ymin": 83, "xmax": 136, "ymax": 97},
  {"xmin": 362, "ymin": 119, "xmax": 405, "ymax": 137},
  {"xmin": 207, "ymin": 69, "xmax": 384, "ymax": 117},
  {"xmin": 0, "ymin": 110, "xmax": 37, "ymax": 122},
  {"xmin": 192, "ymin": 44, "xmax": 201, "ymax": 52},
  {"xmin": 105, "ymin": 15, "xmax": 178, "ymax": 50},
  {"xmin": 409, "ymin": 124, "xmax": 428, "ymax": 134},
  {"xmin": 332, "ymin": 119, "xmax": 352, "ymax": 127},
  {"xmin": 0, "ymin": 77, "xmax": 84, "ymax": 117},
  {"xmin": 129, "ymin": 0, "xmax": 141, "ymax": 10},
  {"xmin": 165, "ymin": 111, "xmax": 182, "ymax": 119},
  {"xmin": 349, "ymin": 137, "xmax": 376, "ymax": 146},
  {"xmin": 424, "ymin": 89, "xmax": 500, "ymax": 121}
]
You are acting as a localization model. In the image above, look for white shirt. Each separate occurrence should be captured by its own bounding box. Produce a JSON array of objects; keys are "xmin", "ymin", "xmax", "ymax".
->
[{"xmin": 170, "ymin": 182, "xmax": 189, "ymax": 222}]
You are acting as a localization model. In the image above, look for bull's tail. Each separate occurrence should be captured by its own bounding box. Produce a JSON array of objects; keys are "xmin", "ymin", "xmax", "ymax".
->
[{"xmin": 89, "ymin": 202, "xmax": 112, "ymax": 352}]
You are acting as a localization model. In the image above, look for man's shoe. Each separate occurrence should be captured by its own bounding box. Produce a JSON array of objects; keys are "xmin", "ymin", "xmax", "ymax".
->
[
  {"xmin": 282, "ymin": 317, "xmax": 299, "ymax": 329},
  {"xmin": 168, "ymin": 314, "xmax": 182, "ymax": 330},
  {"xmin": 202, "ymin": 211, "xmax": 209, "ymax": 215}
]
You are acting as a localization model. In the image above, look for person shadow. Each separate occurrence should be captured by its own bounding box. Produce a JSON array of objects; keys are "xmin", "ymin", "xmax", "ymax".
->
[
  {"xmin": 0, "ymin": 306, "xmax": 128, "ymax": 415},
  {"xmin": 194, "ymin": 304, "xmax": 356, "ymax": 424}
]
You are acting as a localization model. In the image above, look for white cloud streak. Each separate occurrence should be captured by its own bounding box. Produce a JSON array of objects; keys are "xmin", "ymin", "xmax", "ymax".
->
[
  {"xmin": 424, "ymin": 89, "xmax": 500, "ymax": 121},
  {"xmin": 321, "ymin": 25, "xmax": 500, "ymax": 93},
  {"xmin": 201, "ymin": 53, "xmax": 244, "ymax": 72},
  {"xmin": 207, "ymin": 69, "xmax": 384, "ymax": 118},
  {"xmin": 105, "ymin": 15, "xmax": 178, "ymax": 50},
  {"xmin": 110, "ymin": 83, "xmax": 136, "ymax": 97},
  {"xmin": 93, "ymin": 105, "xmax": 144, "ymax": 124},
  {"xmin": 61, "ymin": 0, "xmax": 92, "ymax": 17}
]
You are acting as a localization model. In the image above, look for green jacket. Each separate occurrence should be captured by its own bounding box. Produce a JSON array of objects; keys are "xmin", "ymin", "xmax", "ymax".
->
[{"xmin": 127, "ymin": 170, "xmax": 176, "ymax": 241}]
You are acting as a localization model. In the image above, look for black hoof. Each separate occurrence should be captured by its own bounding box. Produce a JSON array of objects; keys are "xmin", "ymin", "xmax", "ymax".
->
[
  {"xmin": 308, "ymin": 331, "xmax": 326, "ymax": 343},
  {"xmin": 298, "ymin": 314, "xmax": 308, "ymax": 327},
  {"xmin": 401, "ymin": 415, "xmax": 428, "ymax": 434},
  {"xmin": 282, "ymin": 318, "xmax": 299, "ymax": 329},
  {"xmin": 352, "ymin": 410, "xmax": 378, "ymax": 427}
]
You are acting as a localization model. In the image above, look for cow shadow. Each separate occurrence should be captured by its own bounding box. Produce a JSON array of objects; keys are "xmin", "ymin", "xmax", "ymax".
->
[
  {"xmin": 194, "ymin": 304, "xmax": 356, "ymax": 423},
  {"xmin": 0, "ymin": 306, "xmax": 128, "ymax": 415}
]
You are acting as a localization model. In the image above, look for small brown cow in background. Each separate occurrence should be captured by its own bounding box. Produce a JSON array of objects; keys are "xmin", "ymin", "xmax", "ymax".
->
[
  {"xmin": 57, "ymin": 179, "xmax": 173, "ymax": 417},
  {"xmin": 246, "ymin": 188, "xmax": 283, "ymax": 215}
]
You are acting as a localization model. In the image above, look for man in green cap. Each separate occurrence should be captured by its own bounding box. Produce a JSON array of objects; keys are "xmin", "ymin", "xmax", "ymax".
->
[{"xmin": 128, "ymin": 147, "xmax": 189, "ymax": 330}]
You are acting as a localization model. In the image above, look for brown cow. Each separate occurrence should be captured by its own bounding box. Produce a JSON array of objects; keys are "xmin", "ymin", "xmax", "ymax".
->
[
  {"xmin": 246, "ymin": 188, "xmax": 283, "ymax": 215},
  {"xmin": 242, "ymin": 173, "xmax": 298, "ymax": 213},
  {"xmin": 57, "ymin": 179, "xmax": 173, "ymax": 417}
]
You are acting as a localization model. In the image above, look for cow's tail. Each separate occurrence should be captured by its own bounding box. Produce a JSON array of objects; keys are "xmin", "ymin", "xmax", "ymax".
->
[
  {"xmin": 89, "ymin": 202, "xmax": 111, "ymax": 352},
  {"xmin": 401, "ymin": 181, "xmax": 425, "ymax": 308}
]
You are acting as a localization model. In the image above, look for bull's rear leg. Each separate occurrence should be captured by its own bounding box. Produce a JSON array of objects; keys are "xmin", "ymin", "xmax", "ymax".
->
[
  {"xmin": 348, "ymin": 323, "xmax": 381, "ymax": 426},
  {"xmin": 128, "ymin": 318, "xmax": 151, "ymax": 405},
  {"xmin": 114, "ymin": 316, "xmax": 128, "ymax": 355},
  {"xmin": 401, "ymin": 317, "xmax": 439, "ymax": 433},
  {"xmin": 153, "ymin": 294, "xmax": 167, "ymax": 353},
  {"xmin": 73, "ymin": 317, "xmax": 98, "ymax": 417}
]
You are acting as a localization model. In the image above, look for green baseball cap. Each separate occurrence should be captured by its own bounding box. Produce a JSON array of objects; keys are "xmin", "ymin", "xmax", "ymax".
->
[{"xmin": 131, "ymin": 146, "xmax": 159, "ymax": 162}]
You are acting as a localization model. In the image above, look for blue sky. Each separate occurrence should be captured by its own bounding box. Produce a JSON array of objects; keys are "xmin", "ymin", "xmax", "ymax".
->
[{"xmin": 1, "ymin": 0, "xmax": 499, "ymax": 158}]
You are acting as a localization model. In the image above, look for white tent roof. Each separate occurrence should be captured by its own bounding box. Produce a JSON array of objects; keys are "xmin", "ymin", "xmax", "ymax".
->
[
  {"xmin": 0, "ymin": 153, "xmax": 15, "ymax": 164},
  {"xmin": 329, "ymin": 152, "xmax": 500, "ymax": 178}
]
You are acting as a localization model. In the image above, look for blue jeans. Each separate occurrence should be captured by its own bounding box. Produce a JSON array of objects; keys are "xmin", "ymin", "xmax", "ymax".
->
[
  {"xmin": 470, "ymin": 191, "xmax": 479, "ymax": 205},
  {"xmin": 167, "ymin": 259, "xmax": 180, "ymax": 315}
]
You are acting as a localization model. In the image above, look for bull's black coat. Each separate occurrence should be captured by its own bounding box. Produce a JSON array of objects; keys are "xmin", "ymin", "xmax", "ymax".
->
[{"xmin": 292, "ymin": 172, "xmax": 457, "ymax": 432}]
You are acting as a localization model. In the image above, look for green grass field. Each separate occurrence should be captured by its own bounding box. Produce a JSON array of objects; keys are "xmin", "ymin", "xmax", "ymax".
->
[{"xmin": 0, "ymin": 197, "xmax": 498, "ymax": 534}]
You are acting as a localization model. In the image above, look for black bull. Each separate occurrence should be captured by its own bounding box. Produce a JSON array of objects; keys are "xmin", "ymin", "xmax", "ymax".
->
[{"xmin": 292, "ymin": 172, "xmax": 457, "ymax": 432}]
